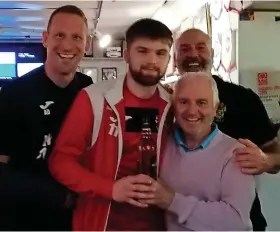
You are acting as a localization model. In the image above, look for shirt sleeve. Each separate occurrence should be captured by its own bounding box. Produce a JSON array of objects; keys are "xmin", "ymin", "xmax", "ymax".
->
[
  {"xmin": 245, "ymin": 89, "xmax": 278, "ymax": 146},
  {"xmin": 167, "ymin": 147, "xmax": 255, "ymax": 231},
  {"xmin": 49, "ymin": 90, "xmax": 114, "ymax": 199}
]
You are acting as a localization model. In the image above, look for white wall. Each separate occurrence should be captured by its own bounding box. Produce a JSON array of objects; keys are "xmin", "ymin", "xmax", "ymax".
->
[
  {"xmin": 239, "ymin": 11, "xmax": 280, "ymax": 230},
  {"xmin": 79, "ymin": 38, "xmax": 127, "ymax": 82},
  {"xmin": 79, "ymin": 57, "xmax": 126, "ymax": 82}
]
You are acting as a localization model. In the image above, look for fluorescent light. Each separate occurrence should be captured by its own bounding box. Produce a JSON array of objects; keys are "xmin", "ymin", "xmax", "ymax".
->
[{"xmin": 99, "ymin": 34, "xmax": 111, "ymax": 48}]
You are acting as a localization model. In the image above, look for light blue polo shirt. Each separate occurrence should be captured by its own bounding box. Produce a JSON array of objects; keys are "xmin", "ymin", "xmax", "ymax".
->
[{"xmin": 174, "ymin": 124, "xmax": 218, "ymax": 152}]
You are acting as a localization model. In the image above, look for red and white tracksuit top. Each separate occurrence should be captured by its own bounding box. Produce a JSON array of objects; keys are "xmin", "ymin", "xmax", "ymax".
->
[{"xmin": 49, "ymin": 75, "xmax": 172, "ymax": 230}]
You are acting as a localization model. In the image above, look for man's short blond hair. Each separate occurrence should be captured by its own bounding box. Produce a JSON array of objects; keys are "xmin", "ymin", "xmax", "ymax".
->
[{"xmin": 173, "ymin": 72, "xmax": 219, "ymax": 107}]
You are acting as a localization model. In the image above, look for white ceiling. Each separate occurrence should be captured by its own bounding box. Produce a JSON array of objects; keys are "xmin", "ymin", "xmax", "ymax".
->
[
  {"xmin": 0, "ymin": 0, "xmax": 168, "ymax": 41},
  {"xmin": 97, "ymin": 0, "xmax": 166, "ymax": 38}
]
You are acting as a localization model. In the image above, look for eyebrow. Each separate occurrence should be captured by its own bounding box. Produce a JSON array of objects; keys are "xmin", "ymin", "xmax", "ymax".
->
[{"xmin": 136, "ymin": 46, "xmax": 168, "ymax": 52}]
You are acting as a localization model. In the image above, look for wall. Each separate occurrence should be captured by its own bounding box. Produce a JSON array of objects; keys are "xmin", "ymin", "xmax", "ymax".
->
[
  {"xmin": 239, "ymin": 11, "xmax": 280, "ymax": 91},
  {"xmin": 239, "ymin": 11, "xmax": 280, "ymax": 230},
  {"xmin": 79, "ymin": 38, "xmax": 127, "ymax": 83},
  {"xmin": 79, "ymin": 57, "xmax": 126, "ymax": 82},
  {"xmin": 172, "ymin": 3, "xmax": 239, "ymax": 85}
]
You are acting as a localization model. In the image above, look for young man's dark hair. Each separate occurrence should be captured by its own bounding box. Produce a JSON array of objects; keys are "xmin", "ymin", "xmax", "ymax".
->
[
  {"xmin": 125, "ymin": 18, "xmax": 173, "ymax": 48},
  {"xmin": 47, "ymin": 5, "xmax": 88, "ymax": 31}
]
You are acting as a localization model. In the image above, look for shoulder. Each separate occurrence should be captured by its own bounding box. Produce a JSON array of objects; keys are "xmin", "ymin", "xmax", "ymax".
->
[
  {"xmin": 215, "ymin": 131, "xmax": 245, "ymax": 159},
  {"xmin": 1, "ymin": 66, "xmax": 43, "ymax": 97},
  {"xmin": 75, "ymin": 71, "xmax": 93, "ymax": 87},
  {"xmin": 213, "ymin": 75, "xmax": 264, "ymax": 113},
  {"xmin": 213, "ymin": 75, "xmax": 259, "ymax": 101},
  {"xmin": 84, "ymin": 78, "xmax": 118, "ymax": 95}
]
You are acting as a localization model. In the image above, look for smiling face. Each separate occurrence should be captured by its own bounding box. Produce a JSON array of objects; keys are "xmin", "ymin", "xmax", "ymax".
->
[
  {"xmin": 176, "ymin": 29, "xmax": 213, "ymax": 74},
  {"xmin": 173, "ymin": 74, "xmax": 218, "ymax": 141},
  {"xmin": 42, "ymin": 12, "xmax": 89, "ymax": 75}
]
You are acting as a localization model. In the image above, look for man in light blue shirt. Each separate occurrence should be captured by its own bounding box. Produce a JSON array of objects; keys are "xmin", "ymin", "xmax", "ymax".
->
[{"xmin": 140, "ymin": 72, "xmax": 256, "ymax": 231}]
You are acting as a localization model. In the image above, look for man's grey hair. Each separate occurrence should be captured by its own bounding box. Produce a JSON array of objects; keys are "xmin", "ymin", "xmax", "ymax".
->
[{"xmin": 173, "ymin": 72, "xmax": 220, "ymax": 106}]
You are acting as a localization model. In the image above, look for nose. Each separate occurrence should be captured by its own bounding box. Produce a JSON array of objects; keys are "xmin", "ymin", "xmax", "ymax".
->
[
  {"xmin": 146, "ymin": 51, "xmax": 157, "ymax": 64},
  {"xmin": 188, "ymin": 47, "xmax": 199, "ymax": 58},
  {"xmin": 184, "ymin": 102, "xmax": 198, "ymax": 115},
  {"xmin": 60, "ymin": 37, "xmax": 74, "ymax": 51}
]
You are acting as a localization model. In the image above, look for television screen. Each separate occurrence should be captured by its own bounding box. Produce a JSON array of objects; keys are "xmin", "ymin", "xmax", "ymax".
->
[
  {"xmin": 0, "ymin": 52, "xmax": 16, "ymax": 79},
  {"xmin": 0, "ymin": 43, "xmax": 46, "ymax": 80}
]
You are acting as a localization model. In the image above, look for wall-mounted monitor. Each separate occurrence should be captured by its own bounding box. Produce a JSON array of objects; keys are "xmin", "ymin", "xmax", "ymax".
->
[{"xmin": 0, "ymin": 43, "xmax": 46, "ymax": 81}]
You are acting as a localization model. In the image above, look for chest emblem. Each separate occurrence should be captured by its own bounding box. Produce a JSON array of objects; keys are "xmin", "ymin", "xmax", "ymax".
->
[
  {"xmin": 215, "ymin": 102, "xmax": 227, "ymax": 122},
  {"xmin": 40, "ymin": 101, "xmax": 54, "ymax": 115}
]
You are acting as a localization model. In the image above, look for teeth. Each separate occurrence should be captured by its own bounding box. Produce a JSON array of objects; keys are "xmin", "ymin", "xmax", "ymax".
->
[
  {"xmin": 189, "ymin": 63, "xmax": 199, "ymax": 66},
  {"xmin": 59, "ymin": 54, "xmax": 74, "ymax": 59},
  {"xmin": 186, "ymin": 118, "xmax": 199, "ymax": 121}
]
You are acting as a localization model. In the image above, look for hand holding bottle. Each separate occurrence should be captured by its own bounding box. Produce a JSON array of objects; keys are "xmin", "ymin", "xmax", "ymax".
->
[{"xmin": 112, "ymin": 174, "xmax": 156, "ymax": 207}]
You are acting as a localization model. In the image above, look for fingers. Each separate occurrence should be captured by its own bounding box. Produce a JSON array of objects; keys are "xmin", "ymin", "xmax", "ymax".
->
[
  {"xmin": 235, "ymin": 152, "xmax": 257, "ymax": 168},
  {"xmin": 237, "ymin": 160, "xmax": 256, "ymax": 169},
  {"xmin": 138, "ymin": 199, "xmax": 155, "ymax": 205},
  {"xmin": 132, "ymin": 184, "xmax": 156, "ymax": 192},
  {"xmin": 127, "ymin": 191, "xmax": 154, "ymax": 200},
  {"xmin": 234, "ymin": 146, "xmax": 257, "ymax": 155},
  {"xmin": 235, "ymin": 153, "xmax": 250, "ymax": 162},
  {"xmin": 126, "ymin": 198, "xmax": 148, "ymax": 208},
  {"xmin": 0, "ymin": 155, "xmax": 9, "ymax": 163},
  {"xmin": 240, "ymin": 168, "xmax": 259, "ymax": 175},
  {"xmin": 128, "ymin": 174, "xmax": 153, "ymax": 185},
  {"xmin": 238, "ymin": 138, "xmax": 258, "ymax": 148}
]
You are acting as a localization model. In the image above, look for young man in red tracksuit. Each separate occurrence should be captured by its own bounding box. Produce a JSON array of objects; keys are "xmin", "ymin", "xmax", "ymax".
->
[{"xmin": 49, "ymin": 18, "xmax": 173, "ymax": 231}]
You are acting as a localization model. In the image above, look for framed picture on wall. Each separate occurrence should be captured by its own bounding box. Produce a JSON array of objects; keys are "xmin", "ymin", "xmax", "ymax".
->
[
  {"xmin": 82, "ymin": 68, "xmax": 98, "ymax": 83},
  {"xmin": 84, "ymin": 38, "xmax": 94, "ymax": 57},
  {"xmin": 102, "ymin": 67, "xmax": 117, "ymax": 81}
]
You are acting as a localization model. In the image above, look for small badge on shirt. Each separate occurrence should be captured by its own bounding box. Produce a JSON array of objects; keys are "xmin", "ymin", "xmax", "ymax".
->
[{"xmin": 215, "ymin": 102, "xmax": 227, "ymax": 122}]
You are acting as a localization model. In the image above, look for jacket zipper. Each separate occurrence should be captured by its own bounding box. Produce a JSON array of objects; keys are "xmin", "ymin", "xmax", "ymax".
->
[{"xmin": 103, "ymin": 104, "xmax": 123, "ymax": 231}]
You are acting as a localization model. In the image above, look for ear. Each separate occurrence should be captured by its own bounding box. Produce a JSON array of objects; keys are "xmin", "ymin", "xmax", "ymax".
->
[
  {"xmin": 123, "ymin": 48, "xmax": 129, "ymax": 63},
  {"xmin": 42, "ymin": 31, "xmax": 48, "ymax": 48},
  {"xmin": 85, "ymin": 35, "xmax": 91, "ymax": 52}
]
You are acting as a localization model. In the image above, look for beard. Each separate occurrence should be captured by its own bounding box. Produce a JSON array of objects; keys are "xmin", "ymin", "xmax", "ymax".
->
[
  {"xmin": 178, "ymin": 56, "xmax": 212, "ymax": 74},
  {"xmin": 129, "ymin": 64, "xmax": 164, "ymax": 87}
]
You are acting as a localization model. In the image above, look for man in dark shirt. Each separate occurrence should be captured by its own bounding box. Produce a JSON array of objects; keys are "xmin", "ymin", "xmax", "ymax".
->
[
  {"xmin": 175, "ymin": 28, "xmax": 280, "ymax": 231},
  {"xmin": 0, "ymin": 5, "xmax": 92, "ymax": 230}
]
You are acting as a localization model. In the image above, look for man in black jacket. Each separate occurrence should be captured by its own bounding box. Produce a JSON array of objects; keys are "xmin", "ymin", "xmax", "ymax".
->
[
  {"xmin": 175, "ymin": 28, "xmax": 280, "ymax": 231},
  {"xmin": 0, "ymin": 5, "xmax": 92, "ymax": 230}
]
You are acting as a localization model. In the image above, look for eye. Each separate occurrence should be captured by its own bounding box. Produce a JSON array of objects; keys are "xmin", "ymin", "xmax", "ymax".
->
[
  {"xmin": 73, "ymin": 35, "xmax": 82, "ymax": 40},
  {"xmin": 197, "ymin": 100, "xmax": 207, "ymax": 106},
  {"xmin": 197, "ymin": 45, "xmax": 206, "ymax": 51},
  {"xmin": 55, "ymin": 33, "xmax": 64, "ymax": 39},
  {"xmin": 157, "ymin": 50, "xmax": 167, "ymax": 56},
  {"xmin": 138, "ymin": 50, "xmax": 147, "ymax": 54},
  {"xmin": 180, "ymin": 48, "xmax": 189, "ymax": 53},
  {"xmin": 179, "ymin": 100, "xmax": 187, "ymax": 105}
]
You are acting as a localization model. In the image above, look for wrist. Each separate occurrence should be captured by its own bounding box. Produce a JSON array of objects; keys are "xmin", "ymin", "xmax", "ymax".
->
[
  {"xmin": 165, "ymin": 191, "xmax": 175, "ymax": 209},
  {"xmin": 266, "ymin": 155, "xmax": 280, "ymax": 173}
]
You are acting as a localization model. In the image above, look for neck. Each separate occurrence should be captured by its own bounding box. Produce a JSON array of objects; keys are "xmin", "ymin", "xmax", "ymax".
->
[
  {"xmin": 44, "ymin": 60, "xmax": 75, "ymax": 88},
  {"xmin": 126, "ymin": 72, "xmax": 157, "ymax": 99},
  {"xmin": 184, "ymin": 126, "xmax": 212, "ymax": 149}
]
